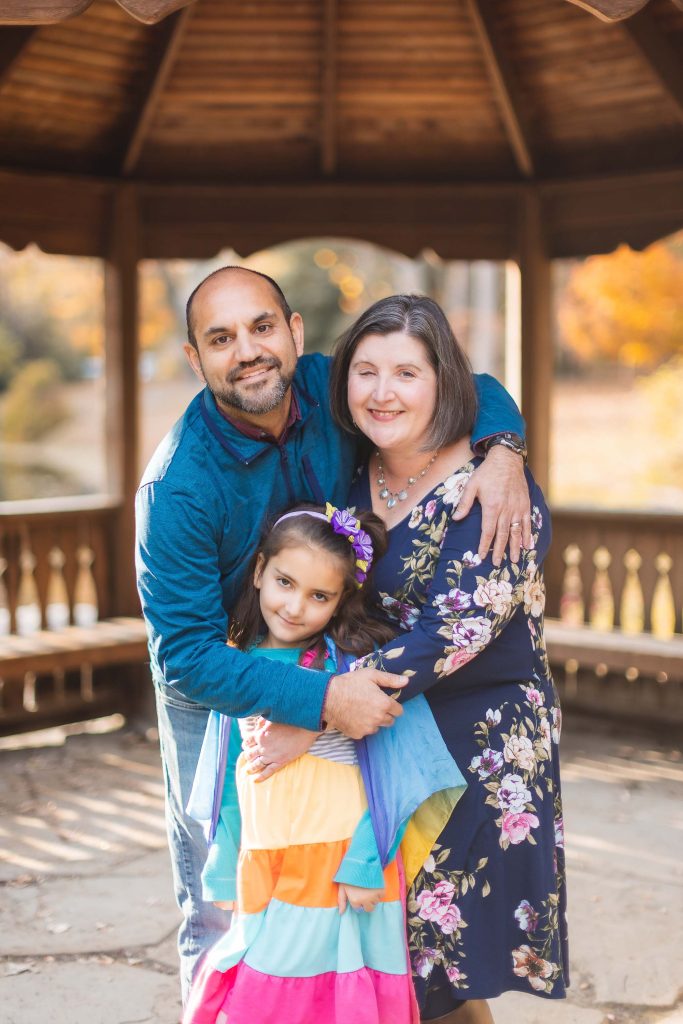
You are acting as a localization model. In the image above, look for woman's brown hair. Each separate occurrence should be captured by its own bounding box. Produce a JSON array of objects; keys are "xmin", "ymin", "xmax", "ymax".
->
[
  {"xmin": 229, "ymin": 504, "xmax": 395, "ymax": 668},
  {"xmin": 329, "ymin": 293, "xmax": 477, "ymax": 451}
]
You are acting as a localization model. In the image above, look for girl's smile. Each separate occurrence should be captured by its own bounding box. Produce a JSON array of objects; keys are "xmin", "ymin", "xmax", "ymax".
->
[{"xmin": 254, "ymin": 544, "xmax": 346, "ymax": 648}]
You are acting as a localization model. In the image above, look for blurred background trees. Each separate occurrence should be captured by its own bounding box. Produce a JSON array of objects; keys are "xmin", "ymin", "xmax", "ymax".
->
[{"xmin": 0, "ymin": 234, "xmax": 681, "ymax": 509}]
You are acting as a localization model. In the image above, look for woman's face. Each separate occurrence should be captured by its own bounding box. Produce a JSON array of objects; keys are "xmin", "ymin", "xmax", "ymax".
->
[{"xmin": 347, "ymin": 331, "xmax": 438, "ymax": 454}]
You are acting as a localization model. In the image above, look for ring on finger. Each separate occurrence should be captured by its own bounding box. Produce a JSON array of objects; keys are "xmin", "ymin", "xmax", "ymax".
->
[{"xmin": 510, "ymin": 521, "xmax": 522, "ymax": 529}]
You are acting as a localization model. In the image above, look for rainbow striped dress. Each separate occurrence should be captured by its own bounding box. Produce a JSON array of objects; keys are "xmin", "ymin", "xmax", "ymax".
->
[{"xmin": 184, "ymin": 646, "xmax": 420, "ymax": 1024}]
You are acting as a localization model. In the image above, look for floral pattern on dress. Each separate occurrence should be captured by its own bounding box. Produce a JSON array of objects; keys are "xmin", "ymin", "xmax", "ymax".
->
[
  {"xmin": 511, "ymin": 890, "xmax": 563, "ymax": 993},
  {"xmin": 350, "ymin": 458, "xmax": 568, "ymax": 1005},
  {"xmin": 468, "ymin": 679, "xmax": 560, "ymax": 852},
  {"xmin": 407, "ymin": 842, "xmax": 491, "ymax": 991}
]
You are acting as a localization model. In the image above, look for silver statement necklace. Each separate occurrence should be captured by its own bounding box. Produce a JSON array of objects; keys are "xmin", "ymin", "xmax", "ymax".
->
[{"xmin": 376, "ymin": 450, "xmax": 439, "ymax": 509}]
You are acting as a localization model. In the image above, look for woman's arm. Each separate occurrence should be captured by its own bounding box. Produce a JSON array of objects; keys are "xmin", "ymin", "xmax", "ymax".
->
[{"xmin": 355, "ymin": 482, "xmax": 550, "ymax": 702}]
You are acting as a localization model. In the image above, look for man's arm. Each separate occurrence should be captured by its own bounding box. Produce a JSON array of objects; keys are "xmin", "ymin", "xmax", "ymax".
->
[
  {"xmin": 135, "ymin": 479, "xmax": 405, "ymax": 730},
  {"xmin": 466, "ymin": 374, "xmax": 531, "ymax": 565}
]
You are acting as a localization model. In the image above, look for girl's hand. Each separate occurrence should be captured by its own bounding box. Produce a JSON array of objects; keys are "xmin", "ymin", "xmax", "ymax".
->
[
  {"xmin": 337, "ymin": 883, "xmax": 385, "ymax": 914},
  {"xmin": 213, "ymin": 900, "xmax": 235, "ymax": 911},
  {"xmin": 245, "ymin": 721, "xmax": 318, "ymax": 782}
]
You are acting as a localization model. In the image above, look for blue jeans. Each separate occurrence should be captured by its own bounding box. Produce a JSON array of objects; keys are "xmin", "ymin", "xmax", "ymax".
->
[{"xmin": 154, "ymin": 684, "xmax": 232, "ymax": 1004}]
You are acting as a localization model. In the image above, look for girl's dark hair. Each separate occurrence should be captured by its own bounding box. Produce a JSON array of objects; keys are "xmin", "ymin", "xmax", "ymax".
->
[
  {"xmin": 329, "ymin": 293, "xmax": 477, "ymax": 451},
  {"xmin": 229, "ymin": 504, "xmax": 395, "ymax": 668}
]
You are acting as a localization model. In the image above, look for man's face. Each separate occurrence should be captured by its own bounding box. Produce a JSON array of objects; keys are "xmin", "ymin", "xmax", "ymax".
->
[{"xmin": 184, "ymin": 271, "xmax": 304, "ymax": 419}]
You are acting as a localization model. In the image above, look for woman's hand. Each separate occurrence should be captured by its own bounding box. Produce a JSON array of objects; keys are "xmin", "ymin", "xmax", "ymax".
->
[
  {"xmin": 245, "ymin": 720, "xmax": 318, "ymax": 782},
  {"xmin": 213, "ymin": 900, "xmax": 235, "ymax": 910},
  {"xmin": 337, "ymin": 883, "xmax": 385, "ymax": 914},
  {"xmin": 453, "ymin": 446, "xmax": 531, "ymax": 565}
]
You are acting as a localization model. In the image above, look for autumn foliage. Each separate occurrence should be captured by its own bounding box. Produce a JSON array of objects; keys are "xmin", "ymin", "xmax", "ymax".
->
[{"xmin": 558, "ymin": 242, "xmax": 683, "ymax": 370}]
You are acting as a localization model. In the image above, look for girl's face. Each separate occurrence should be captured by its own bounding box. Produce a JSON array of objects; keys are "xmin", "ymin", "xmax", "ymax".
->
[
  {"xmin": 254, "ymin": 543, "xmax": 346, "ymax": 648},
  {"xmin": 347, "ymin": 331, "xmax": 438, "ymax": 455}
]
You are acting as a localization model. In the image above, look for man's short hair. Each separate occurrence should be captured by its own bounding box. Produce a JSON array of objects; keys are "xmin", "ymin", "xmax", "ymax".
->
[{"xmin": 185, "ymin": 266, "xmax": 294, "ymax": 350}]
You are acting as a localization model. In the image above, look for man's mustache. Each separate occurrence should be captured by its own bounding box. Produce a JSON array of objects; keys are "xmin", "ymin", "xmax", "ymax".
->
[{"xmin": 227, "ymin": 356, "xmax": 281, "ymax": 384}]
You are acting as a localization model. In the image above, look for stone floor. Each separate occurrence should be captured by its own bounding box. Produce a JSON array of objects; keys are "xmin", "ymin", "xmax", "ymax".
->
[{"xmin": 0, "ymin": 712, "xmax": 681, "ymax": 1024}]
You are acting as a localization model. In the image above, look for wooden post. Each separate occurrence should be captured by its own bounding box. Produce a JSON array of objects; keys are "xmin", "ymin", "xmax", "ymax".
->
[
  {"xmin": 104, "ymin": 186, "xmax": 140, "ymax": 615},
  {"xmin": 517, "ymin": 188, "xmax": 552, "ymax": 491}
]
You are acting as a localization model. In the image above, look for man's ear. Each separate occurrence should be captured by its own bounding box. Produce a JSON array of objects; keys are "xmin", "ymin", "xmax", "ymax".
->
[
  {"xmin": 289, "ymin": 312, "xmax": 304, "ymax": 358},
  {"xmin": 253, "ymin": 553, "xmax": 266, "ymax": 589},
  {"xmin": 183, "ymin": 342, "xmax": 205, "ymax": 383}
]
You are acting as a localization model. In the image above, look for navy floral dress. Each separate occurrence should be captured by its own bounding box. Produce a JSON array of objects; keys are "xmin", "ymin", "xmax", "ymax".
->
[{"xmin": 350, "ymin": 458, "xmax": 568, "ymax": 1015}]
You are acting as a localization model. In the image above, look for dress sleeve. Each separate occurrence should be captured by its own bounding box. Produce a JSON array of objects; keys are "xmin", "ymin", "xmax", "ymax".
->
[
  {"xmin": 355, "ymin": 484, "xmax": 550, "ymax": 702},
  {"xmin": 333, "ymin": 809, "xmax": 386, "ymax": 890},
  {"xmin": 472, "ymin": 373, "xmax": 525, "ymax": 448}
]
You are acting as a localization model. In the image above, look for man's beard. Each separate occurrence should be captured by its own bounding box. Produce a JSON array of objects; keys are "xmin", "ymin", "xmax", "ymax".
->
[{"xmin": 203, "ymin": 355, "xmax": 295, "ymax": 416}]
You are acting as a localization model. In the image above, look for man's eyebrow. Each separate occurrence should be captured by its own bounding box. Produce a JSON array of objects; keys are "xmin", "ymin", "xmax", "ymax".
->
[{"xmin": 203, "ymin": 311, "xmax": 277, "ymax": 338}]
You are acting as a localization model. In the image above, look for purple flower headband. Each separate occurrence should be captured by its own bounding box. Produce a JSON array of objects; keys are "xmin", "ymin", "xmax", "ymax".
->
[{"xmin": 273, "ymin": 503, "xmax": 373, "ymax": 586}]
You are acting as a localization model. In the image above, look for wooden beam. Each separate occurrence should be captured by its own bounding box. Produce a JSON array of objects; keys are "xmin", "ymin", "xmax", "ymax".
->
[
  {"xmin": 517, "ymin": 189, "xmax": 551, "ymax": 489},
  {"xmin": 0, "ymin": 0, "xmax": 194, "ymax": 23},
  {"xmin": 321, "ymin": 0, "xmax": 338, "ymax": 176},
  {"xmin": 465, "ymin": 0, "xmax": 535, "ymax": 179},
  {"xmin": 623, "ymin": 8, "xmax": 683, "ymax": 125},
  {"xmin": 564, "ymin": 0, "xmax": 649, "ymax": 20},
  {"xmin": 115, "ymin": 0, "xmax": 194, "ymax": 25},
  {"xmin": 0, "ymin": 1, "xmax": 91, "ymax": 23},
  {"xmin": 104, "ymin": 186, "xmax": 140, "ymax": 614},
  {"xmin": 121, "ymin": 5, "xmax": 193, "ymax": 176},
  {"xmin": 0, "ymin": 27, "xmax": 37, "ymax": 89}
]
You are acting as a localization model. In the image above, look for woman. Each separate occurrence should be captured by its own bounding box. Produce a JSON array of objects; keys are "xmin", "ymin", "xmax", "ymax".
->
[{"xmin": 327, "ymin": 295, "xmax": 568, "ymax": 1023}]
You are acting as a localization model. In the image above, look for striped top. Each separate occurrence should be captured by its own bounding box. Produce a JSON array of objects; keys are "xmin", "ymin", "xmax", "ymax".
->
[{"xmin": 238, "ymin": 716, "xmax": 357, "ymax": 766}]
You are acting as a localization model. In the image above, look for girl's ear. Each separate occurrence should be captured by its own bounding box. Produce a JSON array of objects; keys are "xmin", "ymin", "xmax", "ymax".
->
[{"xmin": 253, "ymin": 553, "xmax": 266, "ymax": 589}]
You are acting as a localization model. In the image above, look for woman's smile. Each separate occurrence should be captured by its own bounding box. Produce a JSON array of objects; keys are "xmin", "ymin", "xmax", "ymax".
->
[{"xmin": 347, "ymin": 331, "xmax": 438, "ymax": 454}]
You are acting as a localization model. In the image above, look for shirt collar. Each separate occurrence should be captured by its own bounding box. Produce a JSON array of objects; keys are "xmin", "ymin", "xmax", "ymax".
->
[{"xmin": 216, "ymin": 387, "xmax": 301, "ymax": 445}]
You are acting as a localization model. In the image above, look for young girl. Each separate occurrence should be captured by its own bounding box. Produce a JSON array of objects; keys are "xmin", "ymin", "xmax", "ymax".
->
[{"xmin": 184, "ymin": 504, "xmax": 465, "ymax": 1024}]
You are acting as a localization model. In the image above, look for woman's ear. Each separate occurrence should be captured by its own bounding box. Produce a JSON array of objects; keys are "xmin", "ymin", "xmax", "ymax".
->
[{"xmin": 253, "ymin": 553, "xmax": 266, "ymax": 588}]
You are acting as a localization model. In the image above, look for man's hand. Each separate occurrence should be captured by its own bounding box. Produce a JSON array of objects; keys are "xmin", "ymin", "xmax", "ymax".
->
[
  {"xmin": 245, "ymin": 721, "xmax": 318, "ymax": 782},
  {"xmin": 453, "ymin": 446, "xmax": 531, "ymax": 565},
  {"xmin": 337, "ymin": 883, "xmax": 385, "ymax": 914},
  {"xmin": 323, "ymin": 668, "xmax": 406, "ymax": 739}
]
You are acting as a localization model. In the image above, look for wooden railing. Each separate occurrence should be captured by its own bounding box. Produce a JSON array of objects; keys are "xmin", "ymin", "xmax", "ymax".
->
[
  {"xmin": 544, "ymin": 508, "xmax": 683, "ymax": 725},
  {"xmin": 545, "ymin": 508, "xmax": 683, "ymax": 636},
  {"xmin": 0, "ymin": 498, "xmax": 148, "ymax": 734}
]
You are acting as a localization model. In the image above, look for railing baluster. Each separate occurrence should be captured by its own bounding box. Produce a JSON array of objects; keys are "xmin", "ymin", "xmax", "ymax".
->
[
  {"xmin": 651, "ymin": 553, "xmax": 676, "ymax": 640},
  {"xmin": 590, "ymin": 546, "xmax": 615, "ymax": 630},
  {"xmin": 16, "ymin": 541, "xmax": 41, "ymax": 636},
  {"xmin": 73, "ymin": 545, "xmax": 98, "ymax": 626},
  {"xmin": 620, "ymin": 548, "xmax": 645, "ymax": 635},
  {"xmin": 46, "ymin": 546, "xmax": 71, "ymax": 630},
  {"xmin": 0, "ymin": 554, "xmax": 9, "ymax": 637},
  {"xmin": 560, "ymin": 543, "xmax": 585, "ymax": 625}
]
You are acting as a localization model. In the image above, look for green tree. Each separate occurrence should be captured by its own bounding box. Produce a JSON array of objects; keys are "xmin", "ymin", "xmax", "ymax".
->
[{"xmin": 2, "ymin": 360, "xmax": 69, "ymax": 441}]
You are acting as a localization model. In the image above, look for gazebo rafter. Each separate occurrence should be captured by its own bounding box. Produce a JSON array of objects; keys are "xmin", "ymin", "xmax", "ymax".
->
[
  {"xmin": 464, "ymin": 0, "xmax": 535, "ymax": 179},
  {"xmin": 622, "ymin": 7, "xmax": 683, "ymax": 123},
  {"xmin": 0, "ymin": 26, "xmax": 36, "ymax": 88},
  {"xmin": 121, "ymin": 5, "xmax": 193, "ymax": 175}
]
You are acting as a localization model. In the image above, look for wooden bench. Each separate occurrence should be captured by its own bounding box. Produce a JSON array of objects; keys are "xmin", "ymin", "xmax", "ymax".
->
[
  {"xmin": 544, "ymin": 618, "xmax": 683, "ymax": 683},
  {"xmin": 544, "ymin": 618, "xmax": 683, "ymax": 727},
  {"xmin": 0, "ymin": 502, "xmax": 150, "ymax": 734}
]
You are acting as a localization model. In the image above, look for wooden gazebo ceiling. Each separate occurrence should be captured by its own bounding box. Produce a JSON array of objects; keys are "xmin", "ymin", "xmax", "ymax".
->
[{"xmin": 1, "ymin": 0, "xmax": 683, "ymax": 187}]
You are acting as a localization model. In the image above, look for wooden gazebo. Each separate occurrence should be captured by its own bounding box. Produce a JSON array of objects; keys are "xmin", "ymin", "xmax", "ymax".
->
[{"xmin": 1, "ymin": 0, "xmax": 682, "ymax": 731}]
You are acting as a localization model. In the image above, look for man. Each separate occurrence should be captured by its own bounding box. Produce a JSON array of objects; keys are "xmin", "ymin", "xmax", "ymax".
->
[{"xmin": 135, "ymin": 266, "xmax": 530, "ymax": 1001}]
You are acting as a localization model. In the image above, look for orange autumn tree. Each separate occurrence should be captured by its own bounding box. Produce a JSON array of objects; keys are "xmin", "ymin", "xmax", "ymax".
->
[{"xmin": 558, "ymin": 241, "xmax": 683, "ymax": 371}]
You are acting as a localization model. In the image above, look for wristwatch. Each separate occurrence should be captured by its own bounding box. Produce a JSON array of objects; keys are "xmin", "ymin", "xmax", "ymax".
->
[{"xmin": 481, "ymin": 432, "xmax": 528, "ymax": 461}]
